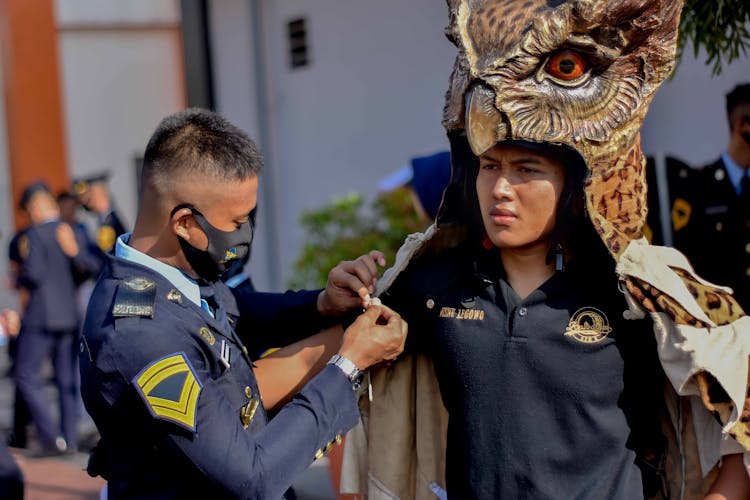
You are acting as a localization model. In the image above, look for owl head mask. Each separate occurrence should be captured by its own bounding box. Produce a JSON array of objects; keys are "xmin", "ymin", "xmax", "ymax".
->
[{"xmin": 440, "ymin": 0, "xmax": 684, "ymax": 259}]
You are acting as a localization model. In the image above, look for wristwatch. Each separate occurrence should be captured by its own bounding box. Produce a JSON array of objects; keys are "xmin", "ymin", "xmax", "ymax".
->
[{"xmin": 328, "ymin": 354, "xmax": 365, "ymax": 390}]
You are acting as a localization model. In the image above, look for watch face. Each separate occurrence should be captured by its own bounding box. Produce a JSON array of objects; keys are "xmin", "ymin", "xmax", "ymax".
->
[{"xmin": 350, "ymin": 370, "xmax": 365, "ymax": 389}]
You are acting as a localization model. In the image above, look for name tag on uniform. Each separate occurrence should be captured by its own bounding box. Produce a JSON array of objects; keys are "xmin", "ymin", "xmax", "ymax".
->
[{"xmin": 439, "ymin": 306, "xmax": 485, "ymax": 320}]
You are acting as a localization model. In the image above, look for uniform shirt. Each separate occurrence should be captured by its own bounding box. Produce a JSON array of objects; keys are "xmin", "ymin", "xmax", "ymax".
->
[
  {"xmin": 675, "ymin": 156, "xmax": 750, "ymax": 310},
  {"xmin": 382, "ymin": 244, "xmax": 661, "ymax": 500},
  {"xmin": 16, "ymin": 219, "xmax": 100, "ymax": 331},
  {"xmin": 80, "ymin": 239, "xmax": 359, "ymax": 499}
]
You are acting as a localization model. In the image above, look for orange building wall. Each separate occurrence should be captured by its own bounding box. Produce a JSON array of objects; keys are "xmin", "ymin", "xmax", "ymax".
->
[{"xmin": 0, "ymin": 0, "xmax": 69, "ymax": 229}]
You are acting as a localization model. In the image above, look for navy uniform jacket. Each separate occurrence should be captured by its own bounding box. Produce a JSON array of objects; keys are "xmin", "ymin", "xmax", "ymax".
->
[
  {"xmin": 16, "ymin": 220, "xmax": 101, "ymax": 331},
  {"xmin": 675, "ymin": 157, "xmax": 750, "ymax": 310},
  {"xmin": 80, "ymin": 254, "xmax": 359, "ymax": 499},
  {"xmin": 643, "ymin": 155, "xmax": 698, "ymax": 247}
]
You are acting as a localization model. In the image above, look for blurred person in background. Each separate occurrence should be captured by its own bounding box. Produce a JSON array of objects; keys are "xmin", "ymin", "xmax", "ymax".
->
[
  {"xmin": 0, "ymin": 308, "xmax": 23, "ymax": 499},
  {"xmin": 13, "ymin": 182, "xmax": 101, "ymax": 455},
  {"xmin": 5, "ymin": 231, "xmax": 31, "ymax": 449},
  {"xmin": 674, "ymin": 83, "xmax": 750, "ymax": 311},
  {"xmin": 378, "ymin": 151, "xmax": 452, "ymax": 225},
  {"xmin": 73, "ymin": 172, "xmax": 128, "ymax": 255}
]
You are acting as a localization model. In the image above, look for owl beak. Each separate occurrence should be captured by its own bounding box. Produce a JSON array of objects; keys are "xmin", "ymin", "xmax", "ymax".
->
[{"xmin": 465, "ymin": 84, "xmax": 504, "ymax": 156}]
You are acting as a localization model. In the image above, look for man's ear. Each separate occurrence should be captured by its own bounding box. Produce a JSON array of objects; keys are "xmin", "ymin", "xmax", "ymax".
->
[{"xmin": 171, "ymin": 208, "xmax": 193, "ymax": 240}]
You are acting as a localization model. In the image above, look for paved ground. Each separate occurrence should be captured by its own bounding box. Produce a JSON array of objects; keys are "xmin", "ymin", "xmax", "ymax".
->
[{"xmin": 0, "ymin": 288, "xmax": 338, "ymax": 499}]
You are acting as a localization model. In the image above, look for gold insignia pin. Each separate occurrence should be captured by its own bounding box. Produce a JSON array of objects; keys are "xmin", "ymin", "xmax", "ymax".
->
[
  {"xmin": 671, "ymin": 198, "xmax": 691, "ymax": 232},
  {"xmin": 199, "ymin": 326, "xmax": 215, "ymax": 346},
  {"xmin": 17, "ymin": 235, "xmax": 29, "ymax": 260},
  {"xmin": 97, "ymin": 226, "xmax": 117, "ymax": 252},
  {"xmin": 564, "ymin": 307, "xmax": 612, "ymax": 344},
  {"xmin": 240, "ymin": 398, "xmax": 259, "ymax": 429},
  {"xmin": 74, "ymin": 180, "xmax": 89, "ymax": 195}
]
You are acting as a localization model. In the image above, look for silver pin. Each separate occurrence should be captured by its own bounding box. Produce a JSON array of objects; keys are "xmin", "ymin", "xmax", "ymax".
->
[{"xmin": 220, "ymin": 340, "xmax": 231, "ymax": 369}]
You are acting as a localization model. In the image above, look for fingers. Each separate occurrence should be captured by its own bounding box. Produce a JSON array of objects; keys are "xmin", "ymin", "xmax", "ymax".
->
[
  {"xmin": 332, "ymin": 268, "xmax": 370, "ymax": 299},
  {"xmin": 357, "ymin": 304, "xmax": 387, "ymax": 324},
  {"xmin": 368, "ymin": 250, "xmax": 387, "ymax": 267}
]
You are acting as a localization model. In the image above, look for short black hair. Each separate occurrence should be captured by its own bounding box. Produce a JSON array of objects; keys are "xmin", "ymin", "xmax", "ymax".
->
[
  {"xmin": 726, "ymin": 83, "xmax": 750, "ymax": 131},
  {"xmin": 141, "ymin": 108, "xmax": 263, "ymax": 193},
  {"xmin": 19, "ymin": 181, "xmax": 51, "ymax": 210}
]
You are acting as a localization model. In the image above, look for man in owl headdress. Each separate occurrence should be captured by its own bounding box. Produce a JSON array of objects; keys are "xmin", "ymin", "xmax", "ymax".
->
[{"xmin": 341, "ymin": 1, "xmax": 750, "ymax": 498}]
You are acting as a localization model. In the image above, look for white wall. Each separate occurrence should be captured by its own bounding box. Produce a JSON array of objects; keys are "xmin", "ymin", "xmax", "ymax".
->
[
  {"xmin": 207, "ymin": 0, "xmax": 275, "ymax": 289},
  {"xmin": 642, "ymin": 44, "xmax": 750, "ymax": 165},
  {"xmin": 210, "ymin": 0, "xmax": 454, "ymax": 290},
  {"xmin": 56, "ymin": 0, "xmax": 184, "ymax": 227}
]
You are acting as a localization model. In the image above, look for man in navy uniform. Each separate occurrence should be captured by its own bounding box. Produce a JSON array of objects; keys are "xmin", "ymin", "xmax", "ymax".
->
[
  {"xmin": 79, "ymin": 108, "xmax": 407, "ymax": 498},
  {"xmin": 73, "ymin": 172, "xmax": 128, "ymax": 254},
  {"xmin": 14, "ymin": 182, "xmax": 102, "ymax": 455},
  {"xmin": 675, "ymin": 83, "xmax": 750, "ymax": 310}
]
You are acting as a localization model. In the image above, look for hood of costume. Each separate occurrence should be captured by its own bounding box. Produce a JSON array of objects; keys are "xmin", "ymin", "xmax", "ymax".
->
[{"xmin": 342, "ymin": 1, "xmax": 750, "ymax": 498}]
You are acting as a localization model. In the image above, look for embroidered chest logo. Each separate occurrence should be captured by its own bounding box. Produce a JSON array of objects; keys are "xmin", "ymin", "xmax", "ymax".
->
[
  {"xmin": 564, "ymin": 307, "xmax": 612, "ymax": 344},
  {"xmin": 439, "ymin": 306, "xmax": 485, "ymax": 321}
]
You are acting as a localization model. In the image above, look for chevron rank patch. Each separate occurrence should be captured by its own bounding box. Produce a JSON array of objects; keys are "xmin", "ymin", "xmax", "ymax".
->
[{"xmin": 133, "ymin": 352, "xmax": 203, "ymax": 433}]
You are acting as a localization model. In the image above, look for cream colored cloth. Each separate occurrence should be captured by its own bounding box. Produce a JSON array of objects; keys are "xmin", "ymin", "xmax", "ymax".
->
[{"xmin": 617, "ymin": 238, "xmax": 750, "ymax": 477}]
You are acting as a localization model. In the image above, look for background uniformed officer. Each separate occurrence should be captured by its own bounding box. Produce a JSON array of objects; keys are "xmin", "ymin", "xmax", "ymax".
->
[
  {"xmin": 14, "ymin": 182, "xmax": 102, "ymax": 455},
  {"xmin": 79, "ymin": 108, "xmax": 407, "ymax": 498},
  {"xmin": 72, "ymin": 172, "xmax": 128, "ymax": 254},
  {"xmin": 675, "ymin": 83, "xmax": 750, "ymax": 310},
  {"xmin": 0, "ymin": 309, "xmax": 24, "ymax": 500}
]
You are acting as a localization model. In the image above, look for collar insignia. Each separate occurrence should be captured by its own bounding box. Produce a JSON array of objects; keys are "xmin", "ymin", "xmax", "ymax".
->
[
  {"xmin": 565, "ymin": 307, "xmax": 612, "ymax": 344},
  {"xmin": 166, "ymin": 289, "xmax": 183, "ymax": 304},
  {"xmin": 97, "ymin": 225, "xmax": 117, "ymax": 252}
]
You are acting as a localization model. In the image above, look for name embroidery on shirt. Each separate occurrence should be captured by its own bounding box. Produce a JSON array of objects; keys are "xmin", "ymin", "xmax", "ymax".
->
[
  {"xmin": 564, "ymin": 307, "xmax": 612, "ymax": 344},
  {"xmin": 439, "ymin": 306, "xmax": 485, "ymax": 321}
]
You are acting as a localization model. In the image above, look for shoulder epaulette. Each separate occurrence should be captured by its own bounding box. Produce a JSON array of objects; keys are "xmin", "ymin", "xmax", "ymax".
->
[{"xmin": 113, "ymin": 277, "xmax": 156, "ymax": 318}]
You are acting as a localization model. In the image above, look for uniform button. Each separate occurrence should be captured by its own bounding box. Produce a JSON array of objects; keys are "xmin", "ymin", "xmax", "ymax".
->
[
  {"xmin": 745, "ymin": 243, "xmax": 750, "ymax": 254},
  {"xmin": 314, "ymin": 449, "xmax": 324, "ymax": 460},
  {"xmin": 335, "ymin": 434, "xmax": 342, "ymax": 445},
  {"xmin": 425, "ymin": 299, "xmax": 435, "ymax": 309},
  {"xmin": 244, "ymin": 386, "xmax": 252, "ymax": 398},
  {"xmin": 325, "ymin": 442, "xmax": 334, "ymax": 453},
  {"xmin": 518, "ymin": 307, "xmax": 527, "ymax": 317},
  {"xmin": 746, "ymin": 268, "xmax": 750, "ymax": 277},
  {"xmin": 715, "ymin": 222, "xmax": 723, "ymax": 232}
]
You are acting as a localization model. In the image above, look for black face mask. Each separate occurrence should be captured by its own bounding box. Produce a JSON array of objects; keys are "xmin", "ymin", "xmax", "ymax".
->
[{"xmin": 172, "ymin": 204, "xmax": 254, "ymax": 282}]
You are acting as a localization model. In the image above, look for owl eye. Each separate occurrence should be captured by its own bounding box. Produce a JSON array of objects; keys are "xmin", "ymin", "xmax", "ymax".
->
[{"xmin": 541, "ymin": 50, "xmax": 590, "ymax": 86}]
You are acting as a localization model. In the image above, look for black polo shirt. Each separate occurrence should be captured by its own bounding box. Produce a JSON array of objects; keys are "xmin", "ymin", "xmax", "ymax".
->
[{"xmin": 383, "ymin": 244, "xmax": 661, "ymax": 500}]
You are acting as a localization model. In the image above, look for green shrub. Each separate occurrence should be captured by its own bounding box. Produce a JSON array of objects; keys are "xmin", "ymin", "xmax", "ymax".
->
[{"xmin": 289, "ymin": 189, "xmax": 424, "ymax": 289}]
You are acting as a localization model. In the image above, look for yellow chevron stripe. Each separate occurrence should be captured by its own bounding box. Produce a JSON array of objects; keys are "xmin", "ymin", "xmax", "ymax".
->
[{"xmin": 134, "ymin": 353, "xmax": 202, "ymax": 432}]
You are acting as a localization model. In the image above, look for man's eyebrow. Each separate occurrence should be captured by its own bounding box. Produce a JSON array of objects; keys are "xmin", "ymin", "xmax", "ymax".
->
[{"xmin": 481, "ymin": 154, "xmax": 543, "ymax": 164}]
